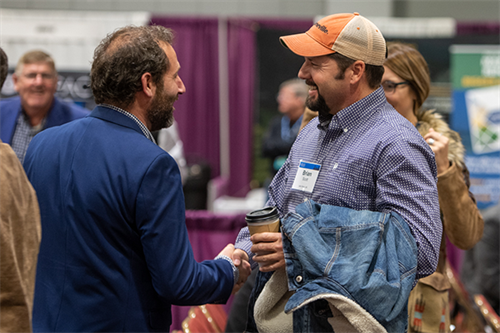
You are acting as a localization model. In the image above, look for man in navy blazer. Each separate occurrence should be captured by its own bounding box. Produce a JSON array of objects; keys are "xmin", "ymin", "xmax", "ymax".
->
[
  {"xmin": 0, "ymin": 50, "xmax": 88, "ymax": 163},
  {"xmin": 24, "ymin": 25, "xmax": 251, "ymax": 332}
]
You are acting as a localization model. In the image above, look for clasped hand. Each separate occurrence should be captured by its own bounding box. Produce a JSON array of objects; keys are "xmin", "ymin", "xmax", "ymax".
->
[{"xmin": 218, "ymin": 244, "xmax": 251, "ymax": 294}]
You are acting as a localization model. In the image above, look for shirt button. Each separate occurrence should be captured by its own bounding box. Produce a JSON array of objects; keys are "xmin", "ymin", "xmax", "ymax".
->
[
  {"xmin": 333, "ymin": 163, "xmax": 338, "ymax": 169},
  {"xmin": 344, "ymin": 128, "xmax": 348, "ymax": 132},
  {"xmin": 296, "ymin": 275, "xmax": 303, "ymax": 283}
]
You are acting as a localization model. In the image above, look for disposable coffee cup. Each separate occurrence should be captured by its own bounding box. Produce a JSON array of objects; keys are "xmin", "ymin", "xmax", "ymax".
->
[{"xmin": 245, "ymin": 207, "xmax": 280, "ymax": 236}]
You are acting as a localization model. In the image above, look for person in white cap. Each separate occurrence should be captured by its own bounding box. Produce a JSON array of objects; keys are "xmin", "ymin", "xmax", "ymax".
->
[{"xmin": 232, "ymin": 12, "xmax": 442, "ymax": 332}]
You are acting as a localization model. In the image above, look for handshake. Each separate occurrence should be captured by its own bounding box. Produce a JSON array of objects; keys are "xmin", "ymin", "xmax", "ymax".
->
[
  {"xmin": 218, "ymin": 231, "xmax": 285, "ymax": 295},
  {"xmin": 218, "ymin": 244, "xmax": 251, "ymax": 294}
]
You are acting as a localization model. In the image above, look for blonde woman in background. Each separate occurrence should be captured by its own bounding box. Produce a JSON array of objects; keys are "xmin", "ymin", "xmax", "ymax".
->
[{"xmin": 383, "ymin": 42, "xmax": 484, "ymax": 332}]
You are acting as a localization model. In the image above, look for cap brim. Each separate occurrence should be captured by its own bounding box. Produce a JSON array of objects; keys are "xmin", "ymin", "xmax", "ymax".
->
[{"xmin": 280, "ymin": 32, "xmax": 335, "ymax": 57}]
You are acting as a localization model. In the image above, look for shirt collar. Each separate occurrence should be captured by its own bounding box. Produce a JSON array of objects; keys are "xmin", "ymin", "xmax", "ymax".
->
[
  {"xmin": 100, "ymin": 104, "xmax": 156, "ymax": 144},
  {"xmin": 318, "ymin": 86, "xmax": 386, "ymax": 132},
  {"xmin": 20, "ymin": 110, "xmax": 46, "ymax": 134}
]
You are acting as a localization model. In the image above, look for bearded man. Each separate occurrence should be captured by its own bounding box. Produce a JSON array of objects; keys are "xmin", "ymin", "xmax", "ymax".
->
[
  {"xmin": 24, "ymin": 25, "xmax": 250, "ymax": 332},
  {"xmin": 232, "ymin": 13, "xmax": 441, "ymax": 332}
]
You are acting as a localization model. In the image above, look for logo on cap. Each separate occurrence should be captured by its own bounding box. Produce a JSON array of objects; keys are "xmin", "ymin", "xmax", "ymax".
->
[{"xmin": 314, "ymin": 22, "xmax": 328, "ymax": 34}]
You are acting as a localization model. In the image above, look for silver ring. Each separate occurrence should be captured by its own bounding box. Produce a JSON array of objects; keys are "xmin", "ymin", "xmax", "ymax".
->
[{"xmin": 428, "ymin": 138, "xmax": 435, "ymax": 145}]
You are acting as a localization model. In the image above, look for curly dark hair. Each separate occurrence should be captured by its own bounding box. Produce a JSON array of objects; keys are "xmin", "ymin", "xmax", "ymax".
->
[
  {"xmin": 90, "ymin": 25, "xmax": 174, "ymax": 108},
  {"xmin": 329, "ymin": 52, "xmax": 385, "ymax": 89},
  {"xmin": 0, "ymin": 47, "xmax": 8, "ymax": 89}
]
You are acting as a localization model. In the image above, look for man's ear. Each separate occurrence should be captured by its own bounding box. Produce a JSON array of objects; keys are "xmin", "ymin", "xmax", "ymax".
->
[
  {"xmin": 12, "ymin": 73, "xmax": 20, "ymax": 91},
  {"xmin": 141, "ymin": 73, "xmax": 155, "ymax": 98},
  {"xmin": 350, "ymin": 60, "xmax": 365, "ymax": 84}
]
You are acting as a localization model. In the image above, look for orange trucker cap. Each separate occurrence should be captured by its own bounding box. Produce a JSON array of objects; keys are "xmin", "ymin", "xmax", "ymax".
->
[{"xmin": 279, "ymin": 13, "xmax": 386, "ymax": 66}]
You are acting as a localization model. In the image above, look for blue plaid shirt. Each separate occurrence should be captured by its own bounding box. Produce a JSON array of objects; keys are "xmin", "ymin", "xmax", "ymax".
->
[
  {"xmin": 236, "ymin": 87, "xmax": 441, "ymax": 279},
  {"xmin": 11, "ymin": 112, "xmax": 45, "ymax": 164}
]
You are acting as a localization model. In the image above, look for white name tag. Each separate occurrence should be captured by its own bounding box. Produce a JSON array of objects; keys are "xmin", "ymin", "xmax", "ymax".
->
[{"xmin": 291, "ymin": 160, "xmax": 321, "ymax": 193}]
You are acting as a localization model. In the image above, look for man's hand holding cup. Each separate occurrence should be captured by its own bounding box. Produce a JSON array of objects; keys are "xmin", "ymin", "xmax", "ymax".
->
[{"xmin": 245, "ymin": 207, "xmax": 285, "ymax": 272}]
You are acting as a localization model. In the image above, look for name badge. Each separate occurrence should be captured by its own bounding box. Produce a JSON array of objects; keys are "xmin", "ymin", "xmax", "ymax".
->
[{"xmin": 291, "ymin": 160, "xmax": 321, "ymax": 193}]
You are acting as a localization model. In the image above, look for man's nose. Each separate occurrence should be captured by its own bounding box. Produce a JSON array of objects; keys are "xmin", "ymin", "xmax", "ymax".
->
[
  {"xmin": 33, "ymin": 74, "xmax": 44, "ymax": 85},
  {"xmin": 298, "ymin": 63, "xmax": 309, "ymax": 80},
  {"xmin": 177, "ymin": 77, "xmax": 186, "ymax": 95}
]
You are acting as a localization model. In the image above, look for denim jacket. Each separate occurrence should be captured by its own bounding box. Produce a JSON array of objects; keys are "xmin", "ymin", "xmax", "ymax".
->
[{"xmin": 247, "ymin": 200, "xmax": 418, "ymax": 332}]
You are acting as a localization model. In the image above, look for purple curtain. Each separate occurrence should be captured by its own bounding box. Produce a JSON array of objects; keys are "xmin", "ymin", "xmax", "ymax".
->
[
  {"xmin": 456, "ymin": 22, "xmax": 500, "ymax": 35},
  {"xmin": 150, "ymin": 17, "xmax": 222, "ymax": 177},
  {"xmin": 227, "ymin": 18, "xmax": 257, "ymax": 196}
]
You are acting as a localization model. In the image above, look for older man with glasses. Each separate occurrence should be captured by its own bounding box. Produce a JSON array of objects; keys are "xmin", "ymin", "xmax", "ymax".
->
[{"xmin": 0, "ymin": 50, "xmax": 89, "ymax": 163}]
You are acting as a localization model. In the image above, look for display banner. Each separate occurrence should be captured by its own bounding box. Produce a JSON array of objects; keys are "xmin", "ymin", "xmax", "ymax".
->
[{"xmin": 450, "ymin": 45, "xmax": 500, "ymax": 209}]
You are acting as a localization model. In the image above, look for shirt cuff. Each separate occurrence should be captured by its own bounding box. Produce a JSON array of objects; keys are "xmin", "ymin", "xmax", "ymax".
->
[
  {"xmin": 215, "ymin": 254, "xmax": 239, "ymax": 285},
  {"xmin": 235, "ymin": 227, "xmax": 258, "ymax": 270}
]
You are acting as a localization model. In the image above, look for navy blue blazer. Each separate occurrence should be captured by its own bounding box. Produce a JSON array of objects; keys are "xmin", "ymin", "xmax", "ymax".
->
[
  {"xmin": 24, "ymin": 106, "xmax": 233, "ymax": 332},
  {"xmin": 0, "ymin": 96, "xmax": 89, "ymax": 144}
]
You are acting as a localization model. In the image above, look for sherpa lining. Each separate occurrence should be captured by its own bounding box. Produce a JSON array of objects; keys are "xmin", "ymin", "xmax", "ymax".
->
[{"xmin": 254, "ymin": 268, "xmax": 387, "ymax": 333}]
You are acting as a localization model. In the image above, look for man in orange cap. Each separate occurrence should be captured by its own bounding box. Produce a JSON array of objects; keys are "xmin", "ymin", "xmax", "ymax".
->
[{"xmin": 232, "ymin": 13, "xmax": 441, "ymax": 332}]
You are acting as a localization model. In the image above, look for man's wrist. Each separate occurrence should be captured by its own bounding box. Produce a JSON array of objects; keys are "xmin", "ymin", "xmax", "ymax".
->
[{"xmin": 215, "ymin": 254, "xmax": 239, "ymax": 285}]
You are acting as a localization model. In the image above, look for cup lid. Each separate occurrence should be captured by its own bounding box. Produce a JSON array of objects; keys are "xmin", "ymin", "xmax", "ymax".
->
[{"xmin": 245, "ymin": 207, "xmax": 278, "ymax": 223}]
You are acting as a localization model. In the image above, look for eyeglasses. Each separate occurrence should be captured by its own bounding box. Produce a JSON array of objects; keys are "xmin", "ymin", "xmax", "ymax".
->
[
  {"xmin": 22, "ymin": 73, "xmax": 56, "ymax": 80},
  {"xmin": 382, "ymin": 80, "xmax": 408, "ymax": 94}
]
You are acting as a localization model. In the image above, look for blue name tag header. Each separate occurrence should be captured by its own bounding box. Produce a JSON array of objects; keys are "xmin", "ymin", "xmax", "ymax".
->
[{"xmin": 299, "ymin": 161, "xmax": 321, "ymax": 170}]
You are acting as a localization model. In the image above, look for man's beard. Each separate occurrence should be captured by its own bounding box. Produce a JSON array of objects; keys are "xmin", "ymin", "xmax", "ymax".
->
[
  {"xmin": 147, "ymin": 89, "xmax": 177, "ymax": 132},
  {"xmin": 306, "ymin": 89, "xmax": 330, "ymax": 117}
]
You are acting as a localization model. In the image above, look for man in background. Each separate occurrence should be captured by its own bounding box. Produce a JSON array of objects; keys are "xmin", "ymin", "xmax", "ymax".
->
[
  {"xmin": 24, "ymin": 25, "xmax": 250, "ymax": 332},
  {"xmin": 262, "ymin": 78, "xmax": 307, "ymax": 176},
  {"xmin": 0, "ymin": 50, "xmax": 88, "ymax": 163},
  {"xmin": 0, "ymin": 47, "xmax": 41, "ymax": 333}
]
